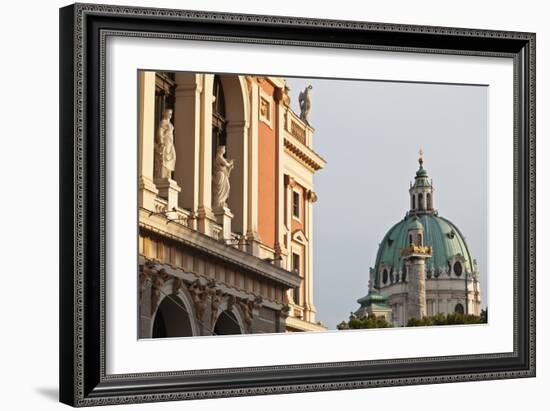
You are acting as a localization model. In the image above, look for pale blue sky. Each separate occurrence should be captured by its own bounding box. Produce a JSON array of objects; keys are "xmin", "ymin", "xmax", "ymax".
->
[{"xmin": 286, "ymin": 77, "xmax": 488, "ymax": 329}]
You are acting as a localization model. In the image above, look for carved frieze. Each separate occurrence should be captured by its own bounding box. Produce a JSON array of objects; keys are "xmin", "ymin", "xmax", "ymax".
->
[
  {"xmin": 210, "ymin": 289, "xmax": 225, "ymax": 326},
  {"xmin": 237, "ymin": 296, "xmax": 263, "ymax": 329},
  {"xmin": 280, "ymin": 304, "xmax": 291, "ymax": 319},
  {"xmin": 189, "ymin": 279, "xmax": 209, "ymax": 321}
]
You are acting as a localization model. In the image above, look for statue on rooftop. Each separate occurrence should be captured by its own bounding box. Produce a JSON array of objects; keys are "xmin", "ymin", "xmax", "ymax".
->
[{"xmin": 298, "ymin": 85, "xmax": 313, "ymax": 125}]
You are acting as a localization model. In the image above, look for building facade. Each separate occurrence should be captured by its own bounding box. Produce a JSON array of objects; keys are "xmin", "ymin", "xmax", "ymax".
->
[
  {"xmin": 356, "ymin": 154, "xmax": 481, "ymax": 326},
  {"xmin": 138, "ymin": 72, "xmax": 326, "ymax": 338}
]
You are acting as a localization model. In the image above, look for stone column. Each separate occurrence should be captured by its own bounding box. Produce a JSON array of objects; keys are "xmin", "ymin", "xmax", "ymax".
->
[
  {"xmin": 197, "ymin": 75, "xmax": 215, "ymax": 235},
  {"xmin": 173, "ymin": 73, "xmax": 201, "ymax": 213},
  {"xmin": 304, "ymin": 190, "xmax": 318, "ymax": 322},
  {"xmin": 173, "ymin": 73, "xmax": 216, "ymax": 236},
  {"xmin": 245, "ymin": 78, "xmax": 261, "ymax": 255},
  {"xmin": 226, "ymin": 121, "xmax": 249, "ymax": 236},
  {"xmin": 138, "ymin": 71, "xmax": 159, "ymax": 211},
  {"xmin": 274, "ymin": 87, "xmax": 286, "ymax": 268},
  {"xmin": 405, "ymin": 257, "xmax": 428, "ymax": 321}
]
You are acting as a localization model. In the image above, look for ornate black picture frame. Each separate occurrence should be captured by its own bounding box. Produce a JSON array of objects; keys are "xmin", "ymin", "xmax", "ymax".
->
[{"xmin": 59, "ymin": 3, "xmax": 535, "ymax": 407}]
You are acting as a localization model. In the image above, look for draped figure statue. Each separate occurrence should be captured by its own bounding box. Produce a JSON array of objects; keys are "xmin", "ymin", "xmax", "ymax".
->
[
  {"xmin": 155, "ymin": 108, "xmax": 176, "ymax": 179},
  {"xmin": 212, "ymin": 146, "xmax": 234, "ymax": 209},
  {"xmin": 298, "ymin": 85, "xmax": 313, "ymax": 125}
]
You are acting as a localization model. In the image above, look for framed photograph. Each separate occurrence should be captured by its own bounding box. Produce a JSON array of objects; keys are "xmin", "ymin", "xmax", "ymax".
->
[{"xmin": 59, "ymin": 2, "xmax": 535, "ymax": 407}]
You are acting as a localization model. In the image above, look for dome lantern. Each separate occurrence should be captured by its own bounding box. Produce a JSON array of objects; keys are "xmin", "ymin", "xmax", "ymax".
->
[{"xmin": 409, "ymin": 149, "xmax": 435, "ymax": 215}]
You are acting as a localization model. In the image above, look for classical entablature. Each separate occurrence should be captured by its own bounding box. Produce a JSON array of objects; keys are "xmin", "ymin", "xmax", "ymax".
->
[
  {"xmin": 283, "ymin": 137, "xmax": 327, "ymax": 172},
  {"xmin": 139, "ymin": 209, "xmax": 302, "ymax": 289}
]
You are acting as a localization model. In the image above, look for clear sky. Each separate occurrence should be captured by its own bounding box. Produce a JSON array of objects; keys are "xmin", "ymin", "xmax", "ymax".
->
[{"xmin": 285, "ymin": 77, "xmax": 488, "ymax": 329}]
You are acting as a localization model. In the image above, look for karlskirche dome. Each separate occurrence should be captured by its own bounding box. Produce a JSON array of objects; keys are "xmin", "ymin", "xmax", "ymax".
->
[
  {"xmin": 355, "ymin": 152, "xmax": 481, "ymax": 326},
  {"xmin": 373, "ymin": 214, "xmax": 475, "ymax": 288}
]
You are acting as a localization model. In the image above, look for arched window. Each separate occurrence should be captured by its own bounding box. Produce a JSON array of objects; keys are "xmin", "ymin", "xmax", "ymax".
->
[
  {"xmin": 453, "ymin": 261, "xmax": 463, "ymax": 276},
  {"xmin": 418, "ymin": 193, "xmax": 424, "ymax": 210},
  {"xmin": 454, "ymin": 303, "xmax": 465, "ymax": 314},
  {"xmin": 409, "ymin": 234, "xmax": 413, "ymax": 245},
  {"xmin": 382, "ymin": 269, "xmax": 388, "ymax": 284},
  {"xmin": 417, "ymin": 233, "xmax": 422, "ymax": 246},
  {"xmin": 212, "ymin": 76, "xmax": 227, "ymax": 165},
  {"xmin": 401, "ymin": 264, "xmax": 407, "ymax": 282},
  {"xmin": 427, "ymin": 192, "xmax": 432, "ymax": 209},
  {"xmin": 412, "ymin": 194, "xmax": 416, "ymax": 210}
]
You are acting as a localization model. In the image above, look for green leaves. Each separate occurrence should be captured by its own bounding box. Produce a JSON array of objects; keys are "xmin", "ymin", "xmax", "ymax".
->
[
  {"xmin": 407, "ymin": 311, "xmax": 487, "ymax": 327},
  {"xmin": 337, "ymin": 314, "xmax": 393, "ymax": 329}
]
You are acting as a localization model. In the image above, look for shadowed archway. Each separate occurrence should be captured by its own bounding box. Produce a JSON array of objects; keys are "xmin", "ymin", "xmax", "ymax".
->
[
  {"xmin": 213, "ymin": 310, "xmax": 242, "ymax": 335},
  {"xmin": 152, "ymin": 294, "xmax": 194, "ymax": 338}
]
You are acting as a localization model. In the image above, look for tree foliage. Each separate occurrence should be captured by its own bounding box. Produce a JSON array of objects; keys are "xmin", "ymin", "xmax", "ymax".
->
[
  {"xmin": 407, "ymin": 311, "xmax": 488, "ymax": 327},
  {"xmin": 337, "ymin": 313, "xmax": 393, "ymax": 330},
  {"xmin": 338, "ymin": 310, "xmax": 488, "ymax": 330}
]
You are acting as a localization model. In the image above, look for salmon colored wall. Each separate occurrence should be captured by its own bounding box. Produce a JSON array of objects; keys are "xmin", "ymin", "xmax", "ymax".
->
[{"xmin": 258, "ymin": 80, "xmax": 277, "ymax": 249}]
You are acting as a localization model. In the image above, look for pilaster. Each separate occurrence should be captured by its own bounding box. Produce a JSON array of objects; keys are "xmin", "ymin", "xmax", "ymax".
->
[
  {"xmin": 138, "ymin": 71, "xmax": 159, "ymax": 211},
  {"xmin": 274, "ymin": 86, "xmax": 286, "ymax": 267},
  {"xmin": 304, "ymin": 189, "xmax": 317, "ymax": 322},
  {"xmin": 226, "ymin": 121, "xmax": 249, "ymax": 236},
  {"xmin": 173, "ymin": 73, "xmax": 201, "ymax": 213},
  {"xmin": 245, "ymin": 78, "xmax": 261, "ymax": 253}
]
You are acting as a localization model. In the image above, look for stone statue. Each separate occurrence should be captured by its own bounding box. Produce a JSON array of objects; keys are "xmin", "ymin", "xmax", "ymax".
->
[
  {"xmin": 238, "ymin": 298, "xmax": 255, "ymax": 328},
  {"xmin": 210, "ymin": 289, "xmax": 225, "ymax": 327},
  {"xmin": 155, "ymin": 108, "xmax": 176, "ymax": 179},
  {"xmin": 298, "ymin": 85, "xmax": 312, "ymax": 125},
  {"xmin": 212, "ymin": 145, "xmax": 234, "ymax": 209},
  {"xmin": 189, "ymin": 279, "xmax": 208, "ymax": 320}
]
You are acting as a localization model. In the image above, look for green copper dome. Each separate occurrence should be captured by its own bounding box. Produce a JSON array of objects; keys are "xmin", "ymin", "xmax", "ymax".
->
[
  {"xmin": 373, "ymin": 214, "xmax": 475, "ymax": 288},
  {"xmin": 371, "ymin": 153, "xmax": 478, "ymax": 289},
  {"xmin": 416, "ymin": 165, "xmax": 429, "ymax": 178},
  {"xmin": 407, "ymin": 217, "xmax": 424, "ymax": 231},
  {"xmin": 357, "ymin": 290, "xmax": 388, "ymax": 305}
]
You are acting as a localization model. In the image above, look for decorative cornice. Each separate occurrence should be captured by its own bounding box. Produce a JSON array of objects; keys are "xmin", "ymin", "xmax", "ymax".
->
[
  {"xmin": 284, "ymin": 138, "xmax": 326, "ymax": 171},
  {"xmin": 139, "ymin": 210, "xmax": 301, "ymax": 288}
]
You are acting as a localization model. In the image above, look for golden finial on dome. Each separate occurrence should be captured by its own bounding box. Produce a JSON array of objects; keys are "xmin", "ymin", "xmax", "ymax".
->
[{"xmin": 418, "ymin": 148, "xmax": 424, "ymax": 166}]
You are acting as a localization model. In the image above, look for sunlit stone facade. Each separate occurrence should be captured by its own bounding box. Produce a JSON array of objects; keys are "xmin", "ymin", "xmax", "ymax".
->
[{"xmin": 138, "ymin": 72, "xmax": 326, "ymax": 338}]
